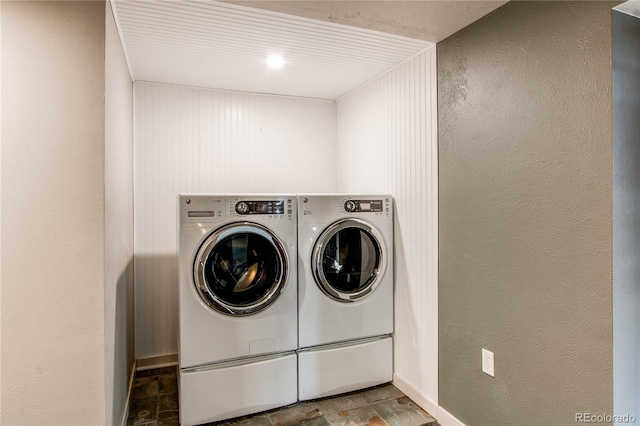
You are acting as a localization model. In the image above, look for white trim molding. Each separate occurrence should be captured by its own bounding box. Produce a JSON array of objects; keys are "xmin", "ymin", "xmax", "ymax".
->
[
  {"xmin": 136, "ymin": 354, "xmax": 178, "ymax": 371},
  {"xmin": 393, "ymin": 373, "xmax": 467, "ymax": 426},
  {"xmin": 121, "ymin": 359, "xmax": 137, "ymax": 426},
  {"xmin": 393, "ymin": 373, "xmax": 438, "ymax": 418},
  {"xmin": 437, "ymin": 405, "xmax": 467, "ymax": 426}
]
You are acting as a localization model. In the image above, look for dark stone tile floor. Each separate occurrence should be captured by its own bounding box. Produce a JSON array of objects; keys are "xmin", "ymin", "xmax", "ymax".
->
[
  {"xmin": 127, "ymin": 366, "xmax": 179, "ymax": 426},
  {"xmin": 127, "ymin": 365, "xmax": 438, "ymax": 426}
]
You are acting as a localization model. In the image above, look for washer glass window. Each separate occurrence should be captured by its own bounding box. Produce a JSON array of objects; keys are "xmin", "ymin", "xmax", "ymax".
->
[
  {"xmin": 313, "ymin": 219, "xmax": 386, "ymax": 302},
  {"xmin": 194, "ymin": 223, "xmax": 287, "ymax": 316}
]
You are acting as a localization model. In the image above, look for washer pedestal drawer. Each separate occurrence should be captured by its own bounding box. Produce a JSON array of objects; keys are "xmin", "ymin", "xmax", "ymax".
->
[
  {"xmin": 179, "ymin": 352, "xmax": 297, "ymax": 425},
  {"xmin": 298, "ymin": 336, "xmax": 392, "ymax": 401}
]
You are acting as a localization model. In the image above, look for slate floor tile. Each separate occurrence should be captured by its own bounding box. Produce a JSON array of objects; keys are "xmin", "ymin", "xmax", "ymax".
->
[
  {"xmin": 285, "ymin": 417, "xmax": 330, "ymax": 426},
  {"xmin": 215, "ymin": 414, "xmax": 273, "ymax": 426},
  {"xmin": 268, "ymin": 402, "xmax": 322, "ymax": 426},
  {"xmin": 315, "ymin": 393, "xmax": 368, "ymax": 415},
  {"xmin": 127, "ymin": 396, "xmax": 158, "ymax": 425},
  {"xmin": 158, "ymin": 376, "xmax": 177, "ymax": 394},
  {"xmin": 158, "ymin": 410, "xmax": 179, "ymax": 420},
  {"xmin": 357, "ymin": 385, "xmax": 404, "ymax": 404},
  {"xmin": 136, "ymin": 368, "xmax": 164, "ymax": 378},
  {"xmin": 158, "ymin": 393, "xmax": 179, "ymax": 412},
  {"xmin": 370, "ymin": 396, "xmax": 436, "ymax": 426},
  {"xmin": 157, "ymin": 366, "xmax": 177, "ymax": 377},
  {"xmin": 127, "ymin": 369, "xmax": 441, "ymax": 426},
  {"xmin": 324, "ymin": 405, "xmax": 388, "ymax": 426},
  {"xmin": 131, "ymin": 376, "xmax": 159, "ymax": 400},
  {"xmin": 157, "ymin": 416, "xmax": 179, "ymax": 426}
]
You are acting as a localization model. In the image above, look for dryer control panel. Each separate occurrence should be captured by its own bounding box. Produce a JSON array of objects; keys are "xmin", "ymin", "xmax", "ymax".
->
[
  {"xmin": 344, "ymin": 199, "xmax": 385, "ymax": 213},
  {"xmin": 235, "ymin": 200, "xmax": 286, "ymax": 215},
  {"xmin": 298, "ymin": 194, "xmax": 392, "ymax": 224},
  {"xmin": 229, "ymin": 197, "xmax": 295, "ymax": 221}
]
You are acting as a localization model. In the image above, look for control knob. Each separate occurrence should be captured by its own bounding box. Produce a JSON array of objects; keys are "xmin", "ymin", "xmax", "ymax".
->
[
  {"xmin": 344, "ymin": 200, "xmax": 356, "ymax": 212},
  {"xmin": 236, "ymin": 202, "xmax": 249, "ymax": 214}
]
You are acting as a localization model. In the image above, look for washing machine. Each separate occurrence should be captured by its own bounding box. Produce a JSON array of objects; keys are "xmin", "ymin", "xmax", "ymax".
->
[
  {"xmin": 297, "ymin": 194, "xmax": 394, "ymax": 401},
  {"xmin": 178, "ymin": 194, "xmax": 297, "ymax": 425}
]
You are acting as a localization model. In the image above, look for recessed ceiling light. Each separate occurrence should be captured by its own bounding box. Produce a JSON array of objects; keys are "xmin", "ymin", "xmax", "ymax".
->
[{"xmin": 266, "ymin": 55, "xmax": 285, "ymax": 69}]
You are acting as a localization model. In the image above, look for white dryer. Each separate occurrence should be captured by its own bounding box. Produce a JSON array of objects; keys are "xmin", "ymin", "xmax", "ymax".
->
[
  {"xmin": 297, "ymin": 194, "xmax": 394, "ymax": 401},
  {"xmin": 178, "ymin": 194, "xmax": 297, "ymax": 425}
]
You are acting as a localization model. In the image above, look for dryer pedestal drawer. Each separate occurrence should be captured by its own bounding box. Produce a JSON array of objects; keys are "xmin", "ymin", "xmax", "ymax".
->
[
  {"xmin": 179, "ymin": 352, "xmax": 297, "ymax": 425},
  {"xmin": 298, "ymin": 336, "xmax": 392, "ymax": 401}
]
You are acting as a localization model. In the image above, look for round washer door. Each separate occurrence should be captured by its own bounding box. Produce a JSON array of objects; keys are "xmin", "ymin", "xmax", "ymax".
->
[
  {"xmin": 193, "ymin": 222, "xmax": 288, "ymax": 316},
  {"xmin": 312, "ymin": 218, "xmax": 387, "ymax": 302}
]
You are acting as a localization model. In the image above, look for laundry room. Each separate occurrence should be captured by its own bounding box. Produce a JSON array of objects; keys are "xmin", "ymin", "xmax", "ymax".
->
[
  {"xmin": 2, "ymin": 1, "xmax": 627, "ymax": 426},
  {"xmin": 106, "ymin": 1, "xmax": 441, "ymax": 424}
]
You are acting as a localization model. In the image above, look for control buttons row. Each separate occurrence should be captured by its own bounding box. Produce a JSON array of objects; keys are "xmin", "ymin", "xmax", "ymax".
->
[
  {"xmin": 343, "ymin": 199, "xmax": 385, "ymax": 213},
  {"xmin": 234, "ymin": 200, "xmax": 289, "ymax": 215}
]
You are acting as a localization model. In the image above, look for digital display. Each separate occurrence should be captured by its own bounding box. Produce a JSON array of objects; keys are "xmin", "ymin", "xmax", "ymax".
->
[
  {"xmin": 188, "ymin": 211, "xmax": 215, "ymax": 217},
  {"xmin": 348, "ymin": 200, "xmax": 384, "ymax": 213},
  {"xmin": 237, "ymin": 201, "xmax": 285, "ymax": 215}
]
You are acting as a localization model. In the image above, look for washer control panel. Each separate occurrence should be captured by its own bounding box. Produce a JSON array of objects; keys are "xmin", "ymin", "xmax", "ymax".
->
[
  {"xmin": 180, "ymin": 195, "xmax": 297, "ymax": 226},
  {"xmin": 344, "ymin": 199, "xmax": 385, "ymax": 213},
  {"xmin": 235, "ymin": 200, "xmax": 286, "ymax": 215},
  {"xmin": 229, "ymin": 198, "xmax": 295, "ymax": 220}
]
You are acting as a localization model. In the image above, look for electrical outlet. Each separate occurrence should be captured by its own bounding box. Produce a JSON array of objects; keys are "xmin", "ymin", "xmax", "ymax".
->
[{"xmin": 482, "ymin": 348, "xmax": 494, "ymax": 377}]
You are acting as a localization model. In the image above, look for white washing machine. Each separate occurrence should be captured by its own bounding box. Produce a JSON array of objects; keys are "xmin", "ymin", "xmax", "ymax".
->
[
  {"xmin": 178, "ymin": 194, "xmax": 297, "ymax": 425},
  {"xmin": 297, "ymin": 194, "xmax": 394, "ymax": 401}
]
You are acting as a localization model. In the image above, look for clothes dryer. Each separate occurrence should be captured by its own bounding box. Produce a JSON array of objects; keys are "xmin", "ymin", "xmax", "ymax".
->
[
  {"xmin": 178, "ymin": 194, "xmax": 297, "ymax": 425},
  {"xmin": 297, "ymin": 194, "xmax": 393, "ymax": 401}
]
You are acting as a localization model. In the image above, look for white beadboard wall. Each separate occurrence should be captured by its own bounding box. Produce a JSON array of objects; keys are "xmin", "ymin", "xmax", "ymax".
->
[
  {"xmin": 336, "ymin": 48, "xmax": 439, "ymax": 410},
  {"xmin": 134, "ymin": 82, "xmax": 336, "ymax": 358}
]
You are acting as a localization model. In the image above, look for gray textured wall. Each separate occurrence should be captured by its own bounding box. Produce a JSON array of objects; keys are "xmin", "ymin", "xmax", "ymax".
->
[
  {"xmin": 438, "ymin": 2, "xmax": 615, "ymax": 424},
  {"xmin": 613, "ymin": 8, "xmax": 640, "ymax": 422}
]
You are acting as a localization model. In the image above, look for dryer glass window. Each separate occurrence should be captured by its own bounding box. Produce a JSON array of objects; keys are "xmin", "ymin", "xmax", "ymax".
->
[
  {"xmin": 321, "ymin": 227, "xmax": 381, "ymax": 294},
  {"xmin": 203, "ymin": 233, "xmax": 280, "ymax": 307},
  {"xmin": 194, "ymin": 223, "xmax": 288, "ymax": 316}
]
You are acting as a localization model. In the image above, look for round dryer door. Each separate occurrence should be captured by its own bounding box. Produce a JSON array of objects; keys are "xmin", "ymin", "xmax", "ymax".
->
[
  {"xmin": 312, "ymin": 218, "xmax": 387, "ymax": 302},
  {"xmin": 193, "ymin": 222, "xmax": 288, "ymax": 316}
]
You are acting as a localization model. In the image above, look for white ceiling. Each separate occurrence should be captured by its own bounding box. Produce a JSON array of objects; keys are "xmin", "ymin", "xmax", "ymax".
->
[
  {"xmin": 614, "ymin": 0, "xmax": 640, "ymax": 18},
  {"xmin": 112, "ymin": 0, "xmax": 433, "ymax": 99}
]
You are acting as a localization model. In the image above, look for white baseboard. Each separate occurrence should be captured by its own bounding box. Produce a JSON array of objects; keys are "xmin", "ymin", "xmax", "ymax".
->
[
  {"xmin": 121, "ymin": 359, "xmax": 137, "ymax": 426},
  {"xmin": 392, "ymin": 373, "xmax": 466, "ymax": 426},
  {"xmin": 437, "ymin": 405, "xmax": 466, "ymax": 426},
  {"xmin": 392, "ymin": 373, "xmax": 439, "ymax": 419},
  {"xmin": 136, "ymin": 353, "xmax": 178, "ymax": 371}
]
